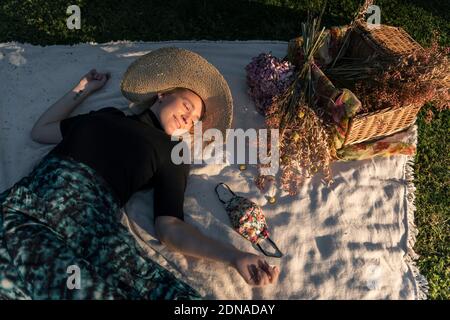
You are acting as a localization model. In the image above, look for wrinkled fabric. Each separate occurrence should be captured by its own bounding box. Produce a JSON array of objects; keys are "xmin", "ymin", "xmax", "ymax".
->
[
  {"xmin": 328, "ymin": 88, "xmax": 363, "ymax": 151},
  {"xmin": 0, "ymin": 152, "xmax": 201, "ymax": 300},
  {"xmin": 336, "ymin": 139, "xmax": 416, "ymax": 161}
]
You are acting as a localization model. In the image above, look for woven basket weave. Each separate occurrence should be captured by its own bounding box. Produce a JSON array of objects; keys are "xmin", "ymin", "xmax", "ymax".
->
[
  {"xmin": 344, "ymin": 103, "xmax": 423, "ymax": 145},
  {"xmin": 347, "ymin": 21, "xmax": 423, "ymax": 58}
]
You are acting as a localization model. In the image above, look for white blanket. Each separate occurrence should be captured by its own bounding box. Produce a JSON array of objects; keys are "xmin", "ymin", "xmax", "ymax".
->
[{"xmin": 0, "ymin": 40, "xmax": 428, "ymax": 299}]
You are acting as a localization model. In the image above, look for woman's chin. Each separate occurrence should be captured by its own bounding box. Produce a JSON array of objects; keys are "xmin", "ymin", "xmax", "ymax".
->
[
  {"xmin": 165, "ymin": 125, "xmax": 187, "ymax": 137},
  {"xmin": 172, "ymin": 128, "xmax": 190, "ymax": 137}
]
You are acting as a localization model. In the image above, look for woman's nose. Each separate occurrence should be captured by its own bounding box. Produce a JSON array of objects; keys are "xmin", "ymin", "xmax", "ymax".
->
[
  {"xmin": 181, "ymin": 114, "xmax": 190, "ymax": 126},
  {"xmin": 183, "ymin": 111, "xmax": 194, "ymax": 123}
]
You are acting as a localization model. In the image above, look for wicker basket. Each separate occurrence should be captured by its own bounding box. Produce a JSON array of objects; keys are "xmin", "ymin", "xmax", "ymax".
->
[
  {"xmin": 287, "ymin": 21, "xmax": 425, "ymax": 146},
  {"xmin": 344, "ymin": 103, "xmax": 422, "ymax": 145},
  {"xmin": 341, "ymin": 21, "xmax": 424, "ymax": 145},
  {"xmin": 345, "ymin": 20, "xmax": 423, "ymax": 59}
]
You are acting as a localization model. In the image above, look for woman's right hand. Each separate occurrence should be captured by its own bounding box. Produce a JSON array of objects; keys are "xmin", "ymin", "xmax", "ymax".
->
[
  {"xmin": 74, "ymin": 69, "xmax": 111, "ymax": 94},
  {"xmin": 232, "ymin": 251, "xmax": 280, "ymax": 286}
]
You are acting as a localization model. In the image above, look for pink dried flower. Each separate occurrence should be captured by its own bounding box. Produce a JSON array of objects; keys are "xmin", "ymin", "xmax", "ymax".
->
[{"xmin": 245, "ymin": 52, "xmax": 296, "ymax": 115}]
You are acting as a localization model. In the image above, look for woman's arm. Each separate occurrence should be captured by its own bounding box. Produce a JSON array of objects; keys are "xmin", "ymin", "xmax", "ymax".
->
[
  {"xmin": 31, "ymin": 86, "xmax": 89, "ymax": 131},
  {"xmin": 31, "ymin": 69, "xmax": 110, "ymax": 131},
  {"xmin": 155, "ymin": 216, "xmax": 280, "ymax": 286}
]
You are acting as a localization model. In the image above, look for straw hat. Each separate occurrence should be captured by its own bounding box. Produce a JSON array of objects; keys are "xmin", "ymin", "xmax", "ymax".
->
[{"xmin": 121, "ymin": 46, "xmax": 233, "ymax": 138}]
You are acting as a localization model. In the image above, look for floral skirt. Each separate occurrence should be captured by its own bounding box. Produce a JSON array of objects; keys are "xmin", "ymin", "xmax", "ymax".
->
[{"xmin": 0, "ymin": 152, "xmax": 201, "ymax": 300}]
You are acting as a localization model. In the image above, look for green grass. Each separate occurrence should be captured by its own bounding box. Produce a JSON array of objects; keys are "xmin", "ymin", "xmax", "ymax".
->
[
  {"xmin": 415, "ymin": 105, "xmax": 450, "ymax": 299},
  {"xmin": 0, "ymin": 0, "xmax": 448, "ymax": 299}
]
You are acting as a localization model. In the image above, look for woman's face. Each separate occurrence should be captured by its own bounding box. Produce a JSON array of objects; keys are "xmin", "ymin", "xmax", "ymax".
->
[{"xmin": 151, "ymin": 89, "xmax": 204, "ymax": 136}]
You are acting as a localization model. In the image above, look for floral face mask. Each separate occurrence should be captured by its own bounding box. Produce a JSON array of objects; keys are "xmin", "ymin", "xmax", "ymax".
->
[{"xmin": 215, "ymin": 182, "xmax": 283, "ymax": 258}]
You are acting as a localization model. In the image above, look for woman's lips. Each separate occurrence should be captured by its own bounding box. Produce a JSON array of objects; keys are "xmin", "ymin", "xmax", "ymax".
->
[{"xmin": 173, "ymin": 115, "xmax": 181, "ymax": 129}]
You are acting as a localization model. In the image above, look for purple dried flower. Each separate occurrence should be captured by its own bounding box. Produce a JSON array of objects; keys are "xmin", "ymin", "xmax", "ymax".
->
[{"xmin": 245, "ymin": 52, "xmax": 295, "ymax": 115}]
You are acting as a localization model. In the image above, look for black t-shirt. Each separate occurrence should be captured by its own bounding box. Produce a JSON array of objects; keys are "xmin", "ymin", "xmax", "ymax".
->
[{"xmin": 49, "ymin": 106, "xmax": 189, "ymax": 222}]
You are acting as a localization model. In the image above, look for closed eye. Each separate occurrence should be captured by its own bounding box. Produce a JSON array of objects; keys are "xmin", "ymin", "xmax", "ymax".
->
[{"xmin": 183, "ymin": 100, "xmax": 199, "ymax": 125}]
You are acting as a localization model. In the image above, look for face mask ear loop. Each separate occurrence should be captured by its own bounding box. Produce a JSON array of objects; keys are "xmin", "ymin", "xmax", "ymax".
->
[
  {"xmin": 215, "ymin": 182, "xmax": 236, "ymax": 204},
  {"xmin": 257, "ymin": 238, "xmax": 284, "ymax": 258}
]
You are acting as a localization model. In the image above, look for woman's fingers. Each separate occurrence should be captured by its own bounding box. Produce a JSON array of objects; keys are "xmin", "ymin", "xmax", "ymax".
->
[
  {"xmin": 258, "ymin": 260, "xmax": 280, "ymax": 284},
  {"xmin": 102, "ymin": 72, "xmax": 111, "ymax": 84},
  {"xmin": 259, "ymin": 260, "xmax": 272, "ymax": 280},
  {"xmin": 259, "ymin": 260, "xmax": 275, "ymax": 282},
  {"xmin": 238, "ymin": 254, "xmax": 281, "ymax": 287},
  {"xmin": 250, "ymin": 265, "xmax": 268, "ymax": 286},
  {"xmin": 266, "ymin": 264, "xmax": 280, "ymax": 284},
  {"xmin": 260, "ymin": 269, "xmax": 270, "ymax": 286},
  {"xmin": 96, "ymin": 72, "xmax": 110, "ymax": 83},
  {"xmin": 270, "ymin": 266, "xmax": 280, "ymax": 283},
  {"xmin": 88, "ymin": 69, "xmax": 97, "ymax": 78},
  {"xmin": 86, "ymin": 69, "xmax": 110, "ymax": 81},
  {"xmin": 253, "ymin": 267, "xmax": 269, "ymax": 286},
  {"xmin": 246, "ymin": 264, "xmax": 258, "ymax": 285},
  {"xmin": 251, "ymin": 264, "xmax": 278, "ymax": 286}
]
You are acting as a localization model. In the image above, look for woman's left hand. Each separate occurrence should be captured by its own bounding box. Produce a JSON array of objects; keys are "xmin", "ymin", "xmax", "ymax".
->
[
  {"xmin": 232, "ymin": 251, "xmax": 280, "ymax": 286},
  {"xmin": 75, "ymin": 69, "xmax": 111, "ymax": 94}
]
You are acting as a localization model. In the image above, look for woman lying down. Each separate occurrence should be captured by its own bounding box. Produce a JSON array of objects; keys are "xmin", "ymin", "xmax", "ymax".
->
[{"xmin": 0, "ymin": 47, "xmax": 279, "ymax": 300}]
